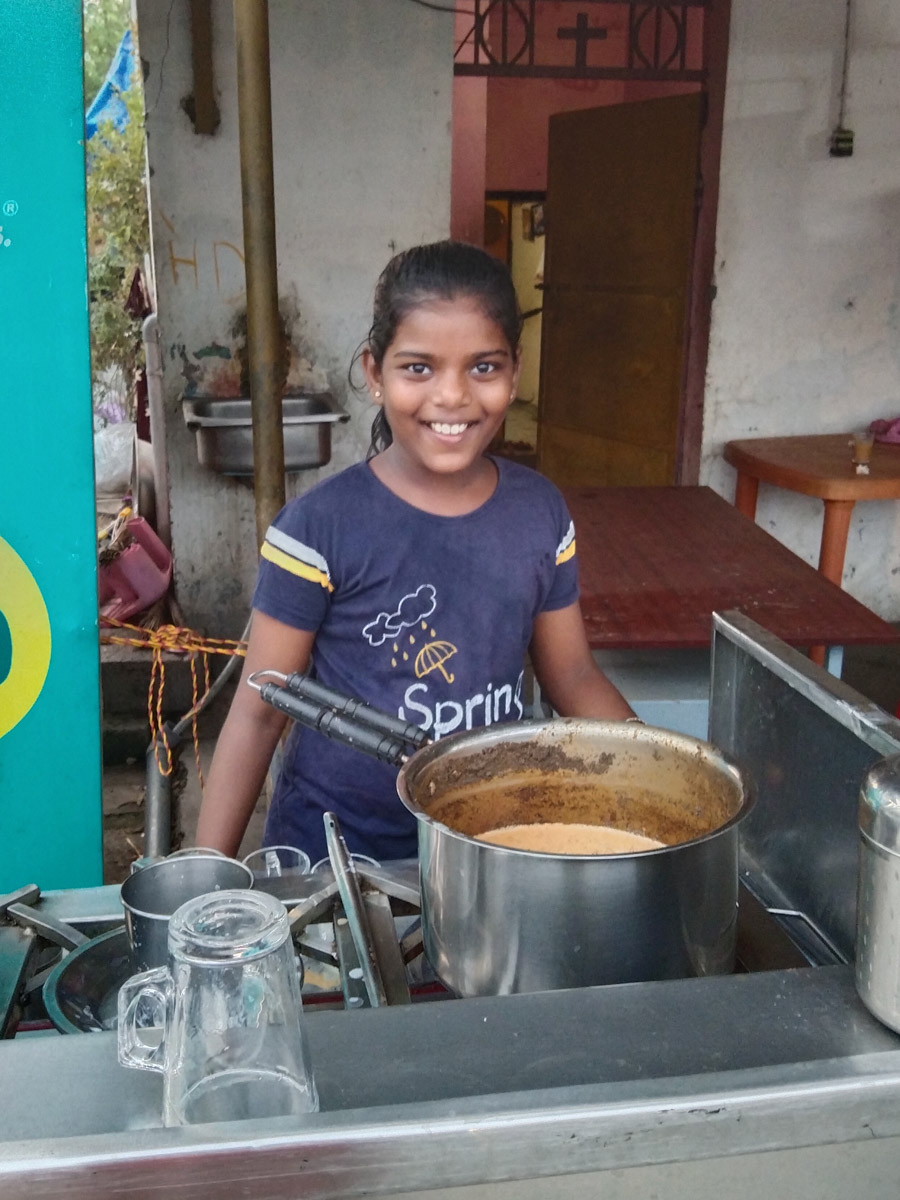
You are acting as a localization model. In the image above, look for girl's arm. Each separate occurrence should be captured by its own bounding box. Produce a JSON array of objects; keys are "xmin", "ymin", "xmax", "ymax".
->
[
  {"xmin": 529, "ymin": 601, "xmax": 636, "ymax": 721},
  {"xmin": 195, "ymin": 611, "xmax": 316, "ymax": 857}
]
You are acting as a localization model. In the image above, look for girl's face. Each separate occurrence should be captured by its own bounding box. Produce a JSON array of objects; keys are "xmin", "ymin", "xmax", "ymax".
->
[{"xmin": 363, "ymin": 296, "xmax": 520, "ymax": 484}]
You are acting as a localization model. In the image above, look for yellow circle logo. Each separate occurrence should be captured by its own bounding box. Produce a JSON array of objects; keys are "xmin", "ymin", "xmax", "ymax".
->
[{"xmin": 0, "ymin": 535, "xmax": 52, "ymax": 739}]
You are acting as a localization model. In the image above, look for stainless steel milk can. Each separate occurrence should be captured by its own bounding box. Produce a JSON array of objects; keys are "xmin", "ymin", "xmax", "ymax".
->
[{"xmin": 856, "ymin": 754, "xmax": 900, "ymax": 1033}]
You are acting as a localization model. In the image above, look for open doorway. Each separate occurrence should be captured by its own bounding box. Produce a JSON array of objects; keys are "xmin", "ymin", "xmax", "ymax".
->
[
  {"xmin": 450, "ymin": 0, "xmax": 725, "ymax": 487},
  {"xmin": 484, "ymin": 193, "xmax": 545, "ymax": 466}
]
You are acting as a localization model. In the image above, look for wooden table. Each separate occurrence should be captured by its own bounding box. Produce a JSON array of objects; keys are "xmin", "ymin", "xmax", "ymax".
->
[
  {"xmin": 723, "ymin": 433, "xmax": 900, "ymax": 586},
  {"xmin": 563, "ymin": 485, "xmax": 899, "ymax": 655}
]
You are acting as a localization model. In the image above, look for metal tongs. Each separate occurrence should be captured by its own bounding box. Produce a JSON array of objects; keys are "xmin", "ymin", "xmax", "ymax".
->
[
  {"xmin": 247, "ymin": 669, "xmax": 430, "ymax": 765},
  {"xmin": 282, "ymin": 813, "xmax": 419, "ymax": 1009},
  {"xmin": 323, "ymin": 812, "xmax": 386, "ymax": 1007}
]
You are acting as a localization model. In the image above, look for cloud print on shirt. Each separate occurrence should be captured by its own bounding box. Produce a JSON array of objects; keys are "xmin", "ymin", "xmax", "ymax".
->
[{"xmin": 363, "ymin": 584, "xmax": 437, "ymax": 647}]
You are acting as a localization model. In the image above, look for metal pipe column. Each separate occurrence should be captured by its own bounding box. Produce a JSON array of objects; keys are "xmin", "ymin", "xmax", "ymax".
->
[{"xmin": 233, "ymin": 0, "xmax": 285, "ymax": 546}]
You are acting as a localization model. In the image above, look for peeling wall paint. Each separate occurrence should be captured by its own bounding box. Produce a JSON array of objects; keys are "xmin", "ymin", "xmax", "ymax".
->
[
  {"xmin": 702, "ymin": 0, "xmax": 900, "ymax": 619},
  {"xmin": 174, "ymin": 299, "xmax": 329, "ymax": 402},
  {"xmin": 136, "ymin": 0, "xmax": 452, "ymax": 633}
]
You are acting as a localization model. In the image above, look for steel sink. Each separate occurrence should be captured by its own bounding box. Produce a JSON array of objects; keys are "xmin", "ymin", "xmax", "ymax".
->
[{"xmin": 182, "ymin": 393, "xmax": 349, "ymax": 475}]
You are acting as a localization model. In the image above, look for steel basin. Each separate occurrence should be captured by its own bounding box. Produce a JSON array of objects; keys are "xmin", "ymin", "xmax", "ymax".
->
[
  {"xmin": 182, "ymin": 393, "xmax": 348, "ymax": 475},
  {"xmin": 398, "ymin": 719, "xmax": 753, "ymax": 997}
]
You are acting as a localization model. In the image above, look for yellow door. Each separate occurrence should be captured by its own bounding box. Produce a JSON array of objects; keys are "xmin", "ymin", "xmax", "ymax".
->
[{"xmin": 537, "ymin": 94, "xmax": 702, "ymax": 487}]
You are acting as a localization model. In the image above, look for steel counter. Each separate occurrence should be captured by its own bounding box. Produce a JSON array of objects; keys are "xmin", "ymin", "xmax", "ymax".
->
[
  {"xmin": 5, "ymin": 614, "xmax": 900, "ymax": 1196},
  {"xmin": 2, "ymin": 965, "xmax": 900, "ymax": 1198}
]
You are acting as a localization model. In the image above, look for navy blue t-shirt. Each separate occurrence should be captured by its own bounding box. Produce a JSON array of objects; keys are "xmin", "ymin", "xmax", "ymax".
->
[{"xmin": 252, "ymin": 457, "xmax": 579, "ymax": 863}]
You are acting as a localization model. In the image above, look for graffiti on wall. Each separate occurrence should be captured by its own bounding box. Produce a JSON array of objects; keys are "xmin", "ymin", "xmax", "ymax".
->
[
  {"xmin": 160, "ymin": 209, "xmax": 246, "ymax": 304},
  {"xmin": 158, "ymin": 213, "xmax": 332, "ymax": 401}
]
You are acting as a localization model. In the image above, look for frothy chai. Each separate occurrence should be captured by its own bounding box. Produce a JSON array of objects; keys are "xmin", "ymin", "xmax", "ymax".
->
[{"xmin": 474, "ymin": 821, "xmax": 665, "ymax": 855}]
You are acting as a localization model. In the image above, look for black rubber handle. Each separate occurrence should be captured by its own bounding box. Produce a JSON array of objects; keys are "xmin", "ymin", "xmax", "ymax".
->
[
  {"xmin": 258, "ymin": 683, "xmax": 412, "ymax": 766},
  {"xmin": 282, "ymin": 672, "xmax": 430, "ymax": 749}
]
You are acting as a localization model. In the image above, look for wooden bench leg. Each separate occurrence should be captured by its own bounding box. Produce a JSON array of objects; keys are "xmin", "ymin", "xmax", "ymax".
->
[
  {"xmin": 810, "ymin": 500, "xmax": 855, "ymax": 667},
  {"xmin": 734, "ymin": 472, "xmax": 759, "ymax": 521},
  {"xmin": 818, "ymin": 499, "xmax": 855, "ymax": 585}
]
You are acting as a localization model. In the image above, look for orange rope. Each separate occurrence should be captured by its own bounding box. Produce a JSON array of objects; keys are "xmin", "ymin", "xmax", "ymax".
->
[{"xmin": 100, "ymin": 618, "xmax": 246, "ymax": 781}]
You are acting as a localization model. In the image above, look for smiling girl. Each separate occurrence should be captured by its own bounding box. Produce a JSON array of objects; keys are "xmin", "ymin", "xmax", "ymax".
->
[{"xmin": 195, "ymin": 241, "xmax": 635, "ymax": 863}]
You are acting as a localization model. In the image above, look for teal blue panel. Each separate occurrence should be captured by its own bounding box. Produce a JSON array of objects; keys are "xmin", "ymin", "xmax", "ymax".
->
[{"xmin": 0, "ymin": 1, "xmax": 104, "ymax": 889}]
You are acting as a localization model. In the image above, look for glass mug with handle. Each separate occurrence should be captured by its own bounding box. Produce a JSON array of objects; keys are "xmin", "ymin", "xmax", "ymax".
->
[{"xmin": 118, "ymin": 888, "xmax": 318, "ymax": 1126}]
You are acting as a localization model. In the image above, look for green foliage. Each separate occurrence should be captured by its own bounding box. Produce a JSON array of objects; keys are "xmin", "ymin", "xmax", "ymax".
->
[
  {"xmin": 83, "ymin": 0, "xmax": 131, "ymax": 106},
  {"xmin": 84, "ymin": 2, "xmax": 150, "ymax": 419}
]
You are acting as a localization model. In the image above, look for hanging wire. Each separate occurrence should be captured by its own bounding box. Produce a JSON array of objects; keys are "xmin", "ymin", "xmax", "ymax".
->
[
  {"xmin": 404, "ymin": 0, "xmax": 475, "ymax": 14},
  {"xmin": 836, "ymin": 0, "xmax": 853, "ymax": 129}
]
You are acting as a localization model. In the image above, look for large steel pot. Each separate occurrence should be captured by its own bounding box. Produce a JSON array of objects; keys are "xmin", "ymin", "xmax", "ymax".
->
[
  {"xmin": 251, "ymin": 673, "xmax": 753, "ymax": 997},
  {"xmin": 397, "ymin": 719, "xmax": 753, "ymax": 997}
]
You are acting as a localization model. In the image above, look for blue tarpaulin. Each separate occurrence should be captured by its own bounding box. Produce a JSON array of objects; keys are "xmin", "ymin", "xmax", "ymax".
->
[{"xmin": 84, "ymin": 28, "xmax": 134, "ymax": 139}]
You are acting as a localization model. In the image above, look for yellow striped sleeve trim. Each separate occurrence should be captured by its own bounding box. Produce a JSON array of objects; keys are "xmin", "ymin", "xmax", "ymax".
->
[
  {"xmin": 555, "ymin": 519, "xmax": 576, "ymax": 566},
  {"xmin": 556, "ymin": 538, "xmax": 576, "ymax": 566},
  {"xmin": 260, "ymin": 542, "xmax": 334, "ymax": 591}
]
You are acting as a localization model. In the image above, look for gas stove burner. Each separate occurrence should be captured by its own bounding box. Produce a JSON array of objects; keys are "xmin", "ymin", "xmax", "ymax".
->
[
  {"xmin": 39, "ymin": 858, "xmax": 437, "ymax": 1035},
  {"xmin": 284, "ymin": 852, "xmax": 436, "ymax": 1011},
  {"xmin": 7, "ymin": 855, "xmax": 832, "ymax": 1037},
  {"xmin": 44, "ymin": 927, "xmax": 131, "ymax": 1033}
]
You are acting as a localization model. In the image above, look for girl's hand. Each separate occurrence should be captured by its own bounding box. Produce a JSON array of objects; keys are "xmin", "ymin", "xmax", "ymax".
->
[{"xmin": 529, "ymin": 602, "xmax": 636, "ymax": 721}]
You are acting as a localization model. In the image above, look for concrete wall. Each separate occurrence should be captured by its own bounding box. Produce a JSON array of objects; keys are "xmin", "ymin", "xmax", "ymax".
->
[
  {"xmin": 138, "ymin": 0, "xmax": 900, "ymax": 626},
  {"xmin": 480, "ymin": 3, "xmax": 702, "ymax": 193},
  {"xmin": 481, "ymin": 4, "xmax": 630, "ymax": 195},
  {"xmin": 484, "ymin": 76, "xmax": 625, "ymax": 194},
  {"xmin": 702, "ymin": 0, "xmax": 900, "ymax": 617},
  {"xmin": 136, "ymin": 0, "xmax": 453, "ymax": 633},
  {"xmin": 451, "ymin": 76, "xmax": 487, "ymax": 245},
  {"xmin": 452, "ymin": 6, "xmax": 700, "ymax": 236}
]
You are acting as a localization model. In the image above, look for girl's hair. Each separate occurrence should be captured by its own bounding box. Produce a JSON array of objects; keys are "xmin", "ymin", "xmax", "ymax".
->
[{"xmin": 365, "ymin": 240, "xmax": 522, "ymax": 458}]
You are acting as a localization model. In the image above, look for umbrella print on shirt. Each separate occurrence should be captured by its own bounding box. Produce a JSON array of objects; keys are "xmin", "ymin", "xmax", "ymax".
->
[
  {"xmin": 362, "ymin": 584, "xmax": 458, "ymax": 683},
  {"xmin": 414, "ymin": 632, "xmax": 456, "ymax": 683}
]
